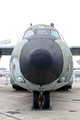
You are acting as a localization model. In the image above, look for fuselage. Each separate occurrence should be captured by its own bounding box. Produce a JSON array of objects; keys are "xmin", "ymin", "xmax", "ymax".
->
[{"xmin": 10, "ymin": 24, "xmax": 73, "ymax": 91}]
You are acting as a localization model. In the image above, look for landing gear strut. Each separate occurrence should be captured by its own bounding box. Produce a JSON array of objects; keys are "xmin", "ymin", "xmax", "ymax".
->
[{"xmin": 33, "ymin": 91, "xmax": 50, "ymax": 109}]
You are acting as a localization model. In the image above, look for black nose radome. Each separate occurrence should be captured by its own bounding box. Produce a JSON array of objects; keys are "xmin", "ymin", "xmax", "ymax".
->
[
  {"xmin": 30, "ymin": 49, "xmax": 53, "ymax": 69},
  {"xmin": 20, "ymin": 39, "xmax": 63, "ymax": 85}
]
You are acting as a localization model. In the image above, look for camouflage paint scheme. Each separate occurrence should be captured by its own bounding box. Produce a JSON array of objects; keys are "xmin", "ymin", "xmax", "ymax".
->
[
  {"xmin": 10, "ymin": 24, "xmax": 73, "ymax": 91},
  {"xmin": 10, "ymin": 40, "xmax": 27, "ymax": 84}
]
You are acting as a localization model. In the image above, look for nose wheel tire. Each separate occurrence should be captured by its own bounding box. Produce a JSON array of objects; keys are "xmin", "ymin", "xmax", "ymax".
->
[
  {"xmin": 33, "ymin": 91, "xmax": 50, "ymax": 109},
  {"xmin": 33, "ymin": 91, "xmax": 39, "ymax": 108},
  {"xmin": 43, "ymin": 91, "xmax": 50, "ymax": 108}
]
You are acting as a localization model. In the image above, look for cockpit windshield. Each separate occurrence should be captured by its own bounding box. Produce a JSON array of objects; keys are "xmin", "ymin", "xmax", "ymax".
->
[
  {"xmin": 37, "ymin": 29, "xmax": 48, "ymax": 35},
  {"xmin": 50, "ymin": 30, "xmax": 60, "ymax": 38},
  {"xmin": 23, "ymin": 30, "xmax": 34, "ymax": 38},
  {"xmin": 23, "ymin": 29, "xmax": 60, "ymax": 39}
]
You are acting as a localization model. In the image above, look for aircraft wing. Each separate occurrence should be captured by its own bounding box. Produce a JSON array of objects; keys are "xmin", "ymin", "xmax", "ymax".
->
[
  {"xmin": 0, "ymin": 46, "xmax": 14, "ymax": 57},
  {"xmin": 69, "ymin": 46, "xmax": 80, "ymax": 55},
  {"xmin": 0, "ymin": 46, "xmax": 80, "ymax": 56}
]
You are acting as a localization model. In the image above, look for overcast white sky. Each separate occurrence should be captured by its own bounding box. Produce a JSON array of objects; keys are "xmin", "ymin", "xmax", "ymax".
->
[{"xmin": 0, "ymin": 0, "xmax": 80, "ymax": 70}]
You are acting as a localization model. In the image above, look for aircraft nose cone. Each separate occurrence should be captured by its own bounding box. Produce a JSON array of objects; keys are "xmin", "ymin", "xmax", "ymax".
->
[
  {"xmin": 20, "ymin": 39, "xmax": 63, "ymax": 85},
  {"xmin": 30, "ymin": 49, "xmax": 53, "ymax": 70}
]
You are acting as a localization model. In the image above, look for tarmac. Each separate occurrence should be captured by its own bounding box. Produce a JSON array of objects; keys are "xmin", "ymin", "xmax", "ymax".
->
[{"xmin": 0, "ymin": 77, "xmax": 80, "ymax": 120}]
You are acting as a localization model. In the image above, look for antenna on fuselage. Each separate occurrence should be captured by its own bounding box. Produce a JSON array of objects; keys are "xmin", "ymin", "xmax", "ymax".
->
[{"xmin": 50, "ymin": 23, "xmax": 55, "ymax": 27}]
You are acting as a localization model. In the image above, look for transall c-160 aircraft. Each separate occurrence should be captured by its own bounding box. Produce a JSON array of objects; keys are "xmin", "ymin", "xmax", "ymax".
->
[{"xmin": 0, "ymin": 23, "xmax": 80, "ymax": 109}]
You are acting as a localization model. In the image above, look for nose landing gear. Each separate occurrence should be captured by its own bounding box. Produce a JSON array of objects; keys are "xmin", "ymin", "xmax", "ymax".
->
[{"xmin": 32, "ymin": 91, "xmax": 51, "ymax": 110}]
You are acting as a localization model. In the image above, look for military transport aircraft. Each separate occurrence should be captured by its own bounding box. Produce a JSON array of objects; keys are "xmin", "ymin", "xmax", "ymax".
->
[{"xmin": 0, "ymin": 23, "xmax": 80, "ymax": 109}]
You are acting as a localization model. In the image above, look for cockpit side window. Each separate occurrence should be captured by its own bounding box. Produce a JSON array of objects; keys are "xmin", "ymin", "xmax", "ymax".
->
[
  {"xmin": 23, "ymin": 30, "xmax": 34, "ymax": 38},
  {"xmin": 51, "ymin": 30, "xmax": 60, "ymax": 38},
  {"xmin": 37, "ymin": 29, "xmax": 48, "ymax": 35}
]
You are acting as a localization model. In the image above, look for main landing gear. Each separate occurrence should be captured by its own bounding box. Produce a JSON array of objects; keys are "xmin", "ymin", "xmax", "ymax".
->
[
  {"xmin": 12, "ymin": 85, "xmax": 26, "ymax": 90},
  {"xmin": 32, "ymin": 91, "xmax": 51, "ymax": 110},
  {"xmin": 59, "ymin": 85, "xmax": 72, "ymax": 90}
]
